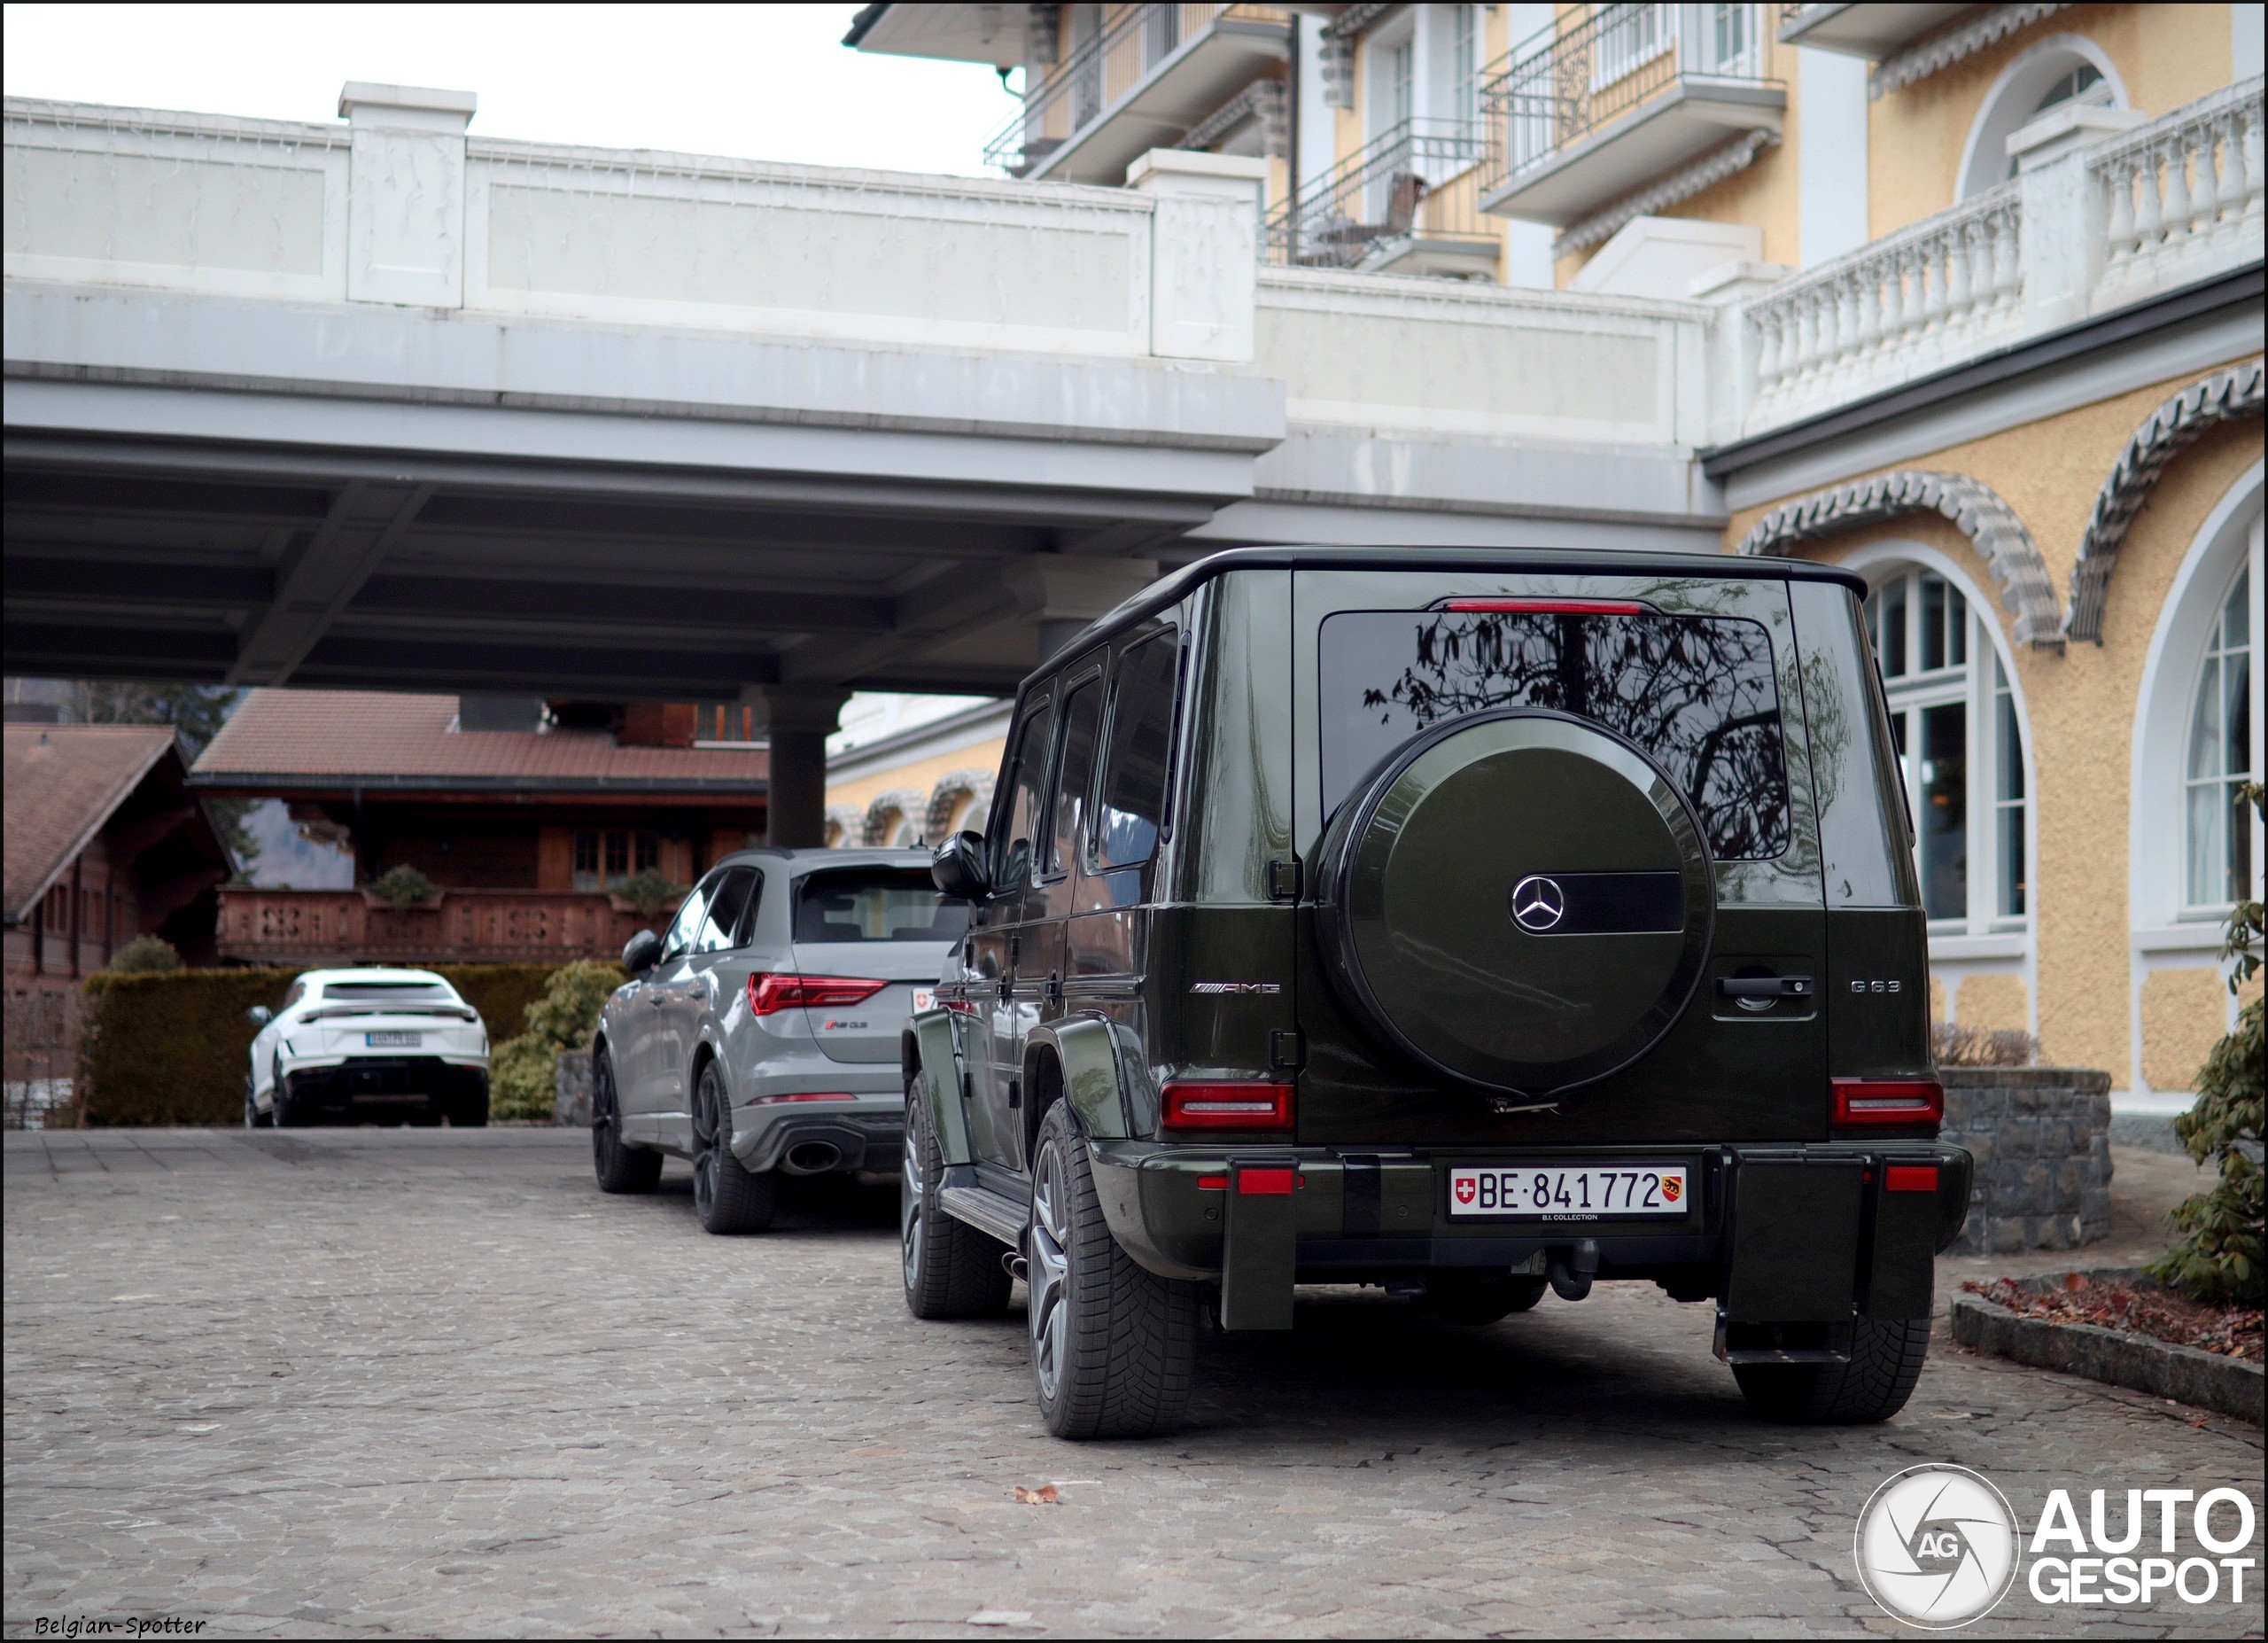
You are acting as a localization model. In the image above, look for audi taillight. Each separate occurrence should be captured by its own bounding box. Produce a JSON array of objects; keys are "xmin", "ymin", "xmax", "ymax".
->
[
  {"xmin": 1435, "ymin": 597, "xmax": 1650, "ymax": 615},
  {"xmin": 1831, "ymin": 1078, "xmax": 1944, "ymax": 1128},
  {"xmin": 745, "ymin": 974, "xmax": 889, "ymax": 1016},
  {"xmin": 1161, "ymin": 1081, "xmax": 1295, "ymax": 1133}
]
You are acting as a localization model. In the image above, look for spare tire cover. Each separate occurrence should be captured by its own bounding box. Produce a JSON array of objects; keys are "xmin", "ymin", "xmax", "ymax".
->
[{"xmin": 1316, "ymin": 708, "xmax": 1713, "ymax": 1095}]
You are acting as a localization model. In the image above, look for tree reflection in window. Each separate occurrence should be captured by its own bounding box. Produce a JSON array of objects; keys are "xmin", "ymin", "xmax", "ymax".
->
[{"xmin": 1321, "ymin": 610, "xmax": 1792, "ymax": 860}]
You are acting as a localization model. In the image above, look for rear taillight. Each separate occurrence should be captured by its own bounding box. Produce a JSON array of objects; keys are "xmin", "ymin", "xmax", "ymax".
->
[
  {"xmin": 746, "ymin": 974, "xmax": 889, "ymax": 1016},
  {"xmin": 748, "ymin": 1091, "xmax": 858, "ymax": 1106},
  {"xmin": 1831, "ymin": 1078, "xmax": 1944, "ymax": 1128},
  {"xmin": 1435, "ymin": 597, "xmax": 1650, "ymax": 615},
  {"xmin": 1161, "ymin": 1081, "xmax": 1295, "ymax": 1132},
  {"xmin": 1884, "ymin": 1164, "xmax": 1940, "ymax": 1193}
]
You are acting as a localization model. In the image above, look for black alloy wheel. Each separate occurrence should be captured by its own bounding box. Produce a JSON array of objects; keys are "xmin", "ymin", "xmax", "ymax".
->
[
  {"xmin": 592, "ymin": 1050, "xmax": 661, "ymax": 1195},
  {"xmin": 691, "ymin": 1061, "xmax": 775, "ymax": 1233}
]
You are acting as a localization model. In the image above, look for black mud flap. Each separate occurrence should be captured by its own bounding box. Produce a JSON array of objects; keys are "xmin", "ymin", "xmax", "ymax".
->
[
  {"xmin": 1723, "ymin": 1151, "xmax": 1866, "ymax": 1323},
  {"xmin": 1220, "ymin": 1156, "xmax": 1299, "ymax": 1331},
  {"xmin": 1866, "ymin": 1156, "xmax": 1953, "ymax": 1319}
]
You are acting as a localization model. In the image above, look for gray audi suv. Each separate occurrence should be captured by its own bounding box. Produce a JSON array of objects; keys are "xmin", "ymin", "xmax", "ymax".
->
[{"xmin": 591, "ymin": 847, "xmax": 970, "ymax": 1232}]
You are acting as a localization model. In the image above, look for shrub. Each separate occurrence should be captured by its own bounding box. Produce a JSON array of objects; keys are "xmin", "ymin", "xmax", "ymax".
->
[
  {"xmin": 107, "ymin": 935, "xmax": 183, "ymax": 973},
  {"xmin": 616, "ymin": 867, "xmax": 688, "ymax": 921},
  {"xmin": 78, "ymin": 962, "xmax": 604, "ymax": 1125},
  {"xmin": 489, "ymin": 959, "xmax": 625, "ymax": 1120},
  {"xmin": 365, "ymin": 863, "xmax": 439, "ymax": 906},
  {"xmin": 1931, "ymin": 1022, "xmax": 2039, "ymax": 1068},
  {"xmin": 2148, "ymin": 782, "xmax": 2264, "ymax": 1306}
]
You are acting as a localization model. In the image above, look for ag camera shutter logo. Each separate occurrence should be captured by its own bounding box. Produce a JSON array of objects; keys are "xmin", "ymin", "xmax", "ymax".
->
[{"xmin": 1855, "ymin": 1465, "xmax": 2021, "ymax": 1630}]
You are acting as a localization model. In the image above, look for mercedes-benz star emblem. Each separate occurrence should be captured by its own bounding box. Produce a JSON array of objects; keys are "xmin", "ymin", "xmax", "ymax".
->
[{"xmin": 1510, "ymin": 874, "xmax": 1566, "ymax": 932}]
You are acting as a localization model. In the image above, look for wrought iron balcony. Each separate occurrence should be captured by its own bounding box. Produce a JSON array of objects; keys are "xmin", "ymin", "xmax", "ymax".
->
[
  {"xmin": 985, "ymin": 3, "xmax": 1292, "ymax": 185},
  {"xmin": 1266, "ymin": 117, "xmax": 1498, "ymax": 276},
  {"xmin": 1479, "ymin": 3, "xmax": 1785, "ymax": 229}
]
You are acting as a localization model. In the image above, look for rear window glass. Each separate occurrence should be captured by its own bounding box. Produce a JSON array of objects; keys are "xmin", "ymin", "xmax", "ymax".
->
[
  {"xmin": 794, "ymin": 869, "xmax": 971, "ymax": 944},
  {"xmin": 1319, "ymin": 609, "xmax": 1792, "ymax": 860},
  {"xmin": 322, "ymin": 981, "xmax": 453, "ymax": 1001}
]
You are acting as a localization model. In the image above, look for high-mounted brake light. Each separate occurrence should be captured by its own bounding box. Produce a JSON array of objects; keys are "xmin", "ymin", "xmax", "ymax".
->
[
  {"xmin": 1161, "ymin": 1080, "xmax": 1295, "ymax": 1132},
  {"xmin": 746, "ymin": 974, "xmax": 889, "ymax": 1016},
  {"xmin": 1831, "ymin": 1078, "xmax": 1944, "ymax": 1128},
  {"xmin": 1436, "ymin": 597, "xmax": 1651, "ymax": 615}
]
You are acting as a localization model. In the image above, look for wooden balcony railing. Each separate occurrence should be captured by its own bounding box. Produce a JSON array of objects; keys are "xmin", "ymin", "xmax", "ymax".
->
[{"xmin": 217, "ymin": 889, "xmax": 655, "ymax": 966}]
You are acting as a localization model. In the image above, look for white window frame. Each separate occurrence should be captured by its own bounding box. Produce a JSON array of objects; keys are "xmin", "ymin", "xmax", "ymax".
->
[
  {"xmin": 1848, "ymin": 545, "xmax": 2037, "ymax": 940},
  {"xmin": 1594, "ymin": 3, "xmax": 1672, "ymax": 90}
]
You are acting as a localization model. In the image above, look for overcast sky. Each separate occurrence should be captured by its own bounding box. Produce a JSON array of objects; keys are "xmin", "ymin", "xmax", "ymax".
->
[{"xmin": 2, "ymin": 3, "xmax": 1019, "ymax": 175}]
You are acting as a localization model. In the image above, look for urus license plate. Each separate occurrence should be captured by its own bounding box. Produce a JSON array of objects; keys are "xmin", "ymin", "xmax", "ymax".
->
[
  {"xmin": 1448, "ymin": 1164, "xmax": 1689, "ymax": 1219},
  {"xmin": 364, "ymin": 1031, "xmax": 421, "ymax": 1047}
]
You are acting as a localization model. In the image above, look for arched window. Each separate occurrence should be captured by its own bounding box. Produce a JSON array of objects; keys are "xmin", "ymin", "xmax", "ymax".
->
[
  {"xmin": 1862, "ymin": 565, "xmax": 2031, "ymax": 928},
  {"xmin": 2186, "ymin": 563, "xmax": 2257, "ymax": 910},
  {"xmin": 1957, "ymin": 36, "xmax": 2123, "ymax": 200}
]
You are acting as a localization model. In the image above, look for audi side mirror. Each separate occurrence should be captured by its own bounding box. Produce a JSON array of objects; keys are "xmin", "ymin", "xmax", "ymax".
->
[
  {"xmin": 931, "ymin": 830, "xmax": 991, "ymax": 901},
  {"xmin": 621, "ymin": 928, "xmax": 663, "ymax": 974},
  {"xmin": 245, "ymin": 1005, "xmax": 274, "ymax": 1027}
]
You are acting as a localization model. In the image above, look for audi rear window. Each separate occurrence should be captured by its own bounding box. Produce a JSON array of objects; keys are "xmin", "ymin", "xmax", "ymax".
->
[
  {"xmin": 793, "ymin": 869, "xmax": 971, "ymax": 944},
  {"xmin": 1319, "ymin": 608, "xmax": 1792, "ymax": 860}
]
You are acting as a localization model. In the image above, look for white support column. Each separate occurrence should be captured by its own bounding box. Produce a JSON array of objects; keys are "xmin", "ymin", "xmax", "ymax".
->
[
  {"xmin": 1126, "ymin": 150, "xmax": 1266, "ymax": 362},
  {"xmin": 2010, "ymin": 102, "xmax": 2147, "ymax": 331},
  {"xmin": 340, "ymin": 82, "xmax": 475, "ymax": 309}
]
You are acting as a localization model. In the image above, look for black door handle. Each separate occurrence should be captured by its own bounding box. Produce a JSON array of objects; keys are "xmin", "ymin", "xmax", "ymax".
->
[{"xmin": 1716, "ymin": 976, "xmax": 1813, "ymax": 999}]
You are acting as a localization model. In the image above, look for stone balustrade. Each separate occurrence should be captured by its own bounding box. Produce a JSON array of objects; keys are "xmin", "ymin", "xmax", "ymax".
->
[
  {"xmin": 1732, "ymin": 76, "xmax": 2263, "ymax": 439},
  {"xmin": 1744, "ymin": 185, "xmax": 2024, "ymax": 432},
  {"xmin": 2093, "ymin": 74, "xmax": 2265, "ymax": 309}
]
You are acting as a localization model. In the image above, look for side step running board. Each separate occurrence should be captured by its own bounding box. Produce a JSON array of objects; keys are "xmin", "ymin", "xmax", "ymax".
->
[{"xmin": 938, "ymin": 1183, "xmax": 1025, "ymax": 1247}]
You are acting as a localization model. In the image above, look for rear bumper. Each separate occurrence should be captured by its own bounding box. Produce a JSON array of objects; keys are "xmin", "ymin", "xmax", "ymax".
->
[
  {"xmin": 731, "ymin": 1087, "xmax": 904, "ymax": 1173},
  {"xmin": 280, "ymin": 1057, "xmax": 487, "ymax": 1113},
  {"xmin": 1090, "ymin": 1141, "xmax": 1970, "ymax": 1309}
]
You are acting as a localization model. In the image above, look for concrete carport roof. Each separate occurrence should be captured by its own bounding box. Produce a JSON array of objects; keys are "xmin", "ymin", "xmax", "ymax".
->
[{"xmin": 3, "ymin": 370, "xmax": 1266, "ymax": 702}]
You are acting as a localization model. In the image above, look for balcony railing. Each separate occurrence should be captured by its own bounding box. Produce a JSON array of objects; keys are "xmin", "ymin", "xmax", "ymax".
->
[
  {"xmin": 217, "ymin": 888, "xmax": 651, "ymax": 966},
  {"xmin": 985, "ymin": 3, "xmax": 1285, "ymax": 177},
  {"xmin": 1732, "ymin": 77, "xmax": 2263, "ymax": 437},
  {"xmin": 1266, "ymin": 117, "xmax": 1495, "ymax": 273},
  {"xmin": 1479, "ymin": 3, "xmax": 1782, "ymax": 208}
]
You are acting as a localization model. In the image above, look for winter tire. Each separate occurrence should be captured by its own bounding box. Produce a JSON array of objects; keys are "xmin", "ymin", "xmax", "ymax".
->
[
  {"xmin": 692, "ymin": 1061, "xmax": 775, "ymax": 1233},
  {"xmin": 901, "ymin": 1072, "xmax": 1012, "ymax": 1320},
  {"xmin": 592, "ymin": 1049, "xmax": 661, "ymax": 1195},
  {"xmin": 245, "ymin": 1076, "xmax": 271, "ymax": 1128},
  {"xmin": 1733, "ymin": 1314, "xmax": 1931, "ymax": 1424},
  {"xmin": 1027, "ymin": 1102, "xmax": 1200, "ymax": 1439}
]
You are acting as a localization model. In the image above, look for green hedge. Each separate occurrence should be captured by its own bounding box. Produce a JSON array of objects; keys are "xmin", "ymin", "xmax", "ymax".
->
[{"xmin": 79, "ymin": 963, "xmax": 582, "ymax": 1126}]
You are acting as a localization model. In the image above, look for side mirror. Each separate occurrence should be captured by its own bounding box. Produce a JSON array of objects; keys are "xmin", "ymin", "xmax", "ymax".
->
[
  {"xmin": 931, "ymin": 830, "xmax": 991, "ymax": 901},
  {"xmin": 621, "ymin": 928, "xmax": 663, "ymax": 974},
  {"xmin": 245, "ymin": 1005, "xmax": 274, "ymax": 1027}
]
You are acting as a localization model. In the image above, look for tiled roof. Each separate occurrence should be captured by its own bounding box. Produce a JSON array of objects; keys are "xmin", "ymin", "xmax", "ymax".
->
[
  {"xmin": 190, "ymin": 691, "xmax": 768, "ymax": 791},
  {"xmin": 4, "ymin": 724, "xmax": 178, "ymax": 919}
]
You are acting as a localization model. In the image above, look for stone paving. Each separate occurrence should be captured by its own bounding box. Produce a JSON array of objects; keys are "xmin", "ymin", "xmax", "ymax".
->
[{"xmin": 4, "ymin": 1127, "xmax": 2259, "ymax": 1639}]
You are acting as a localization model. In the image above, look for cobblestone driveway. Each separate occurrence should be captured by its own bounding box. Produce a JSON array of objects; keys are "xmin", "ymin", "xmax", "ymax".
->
[{"xmin": 4, "ymin": 1128, "xmax": 2259, "ymax": 1639}]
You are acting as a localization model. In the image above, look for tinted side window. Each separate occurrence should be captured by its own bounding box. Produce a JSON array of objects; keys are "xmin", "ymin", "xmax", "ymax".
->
[
  {"xmin": 1095, "ymin": 630, "xmax": 1179, "ymax": 869},
  {"xmin": 1319, "ymin": 609, "xmax": 1792, "ymax": 860},
  {"xmin": 695, "ymin": 868, "xmax": 756, "ymax": 954},
  {"xmin": 731, "ymin": 871, "xmax": 766, "ymax": 946},
  {"xmin": 993, "ymin": 702, "xmax": 1055, "ymax": 887},
  {"xmin": 662, "ymin": 877, "xmax": 713, "ymax": 958},
  {"xmin": 1047, "ymin": 679, "xmax": 1104, "ymax": 876}
]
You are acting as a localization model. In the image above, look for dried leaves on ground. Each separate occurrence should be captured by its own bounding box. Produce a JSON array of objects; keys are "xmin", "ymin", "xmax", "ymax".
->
[
  {"xmin": 1012, "ymin": 1484, "xmax": 1060, "ymax": 1506},
  {"xmin": 1964, "ymin": 1274, "xmax": 2264, "ymax": 1362}
]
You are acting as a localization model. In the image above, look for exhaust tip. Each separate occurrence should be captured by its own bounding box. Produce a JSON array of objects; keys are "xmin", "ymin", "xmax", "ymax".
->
[{"xmin": 782, "ymin": 1140, "xmax": 843, "ymax": 1175}]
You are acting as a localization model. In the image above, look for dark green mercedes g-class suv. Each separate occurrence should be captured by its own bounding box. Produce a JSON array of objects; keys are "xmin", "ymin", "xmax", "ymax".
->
[{"xmin": 901, "ymin": 548, "xmax": 1969, "ymax": 1438}]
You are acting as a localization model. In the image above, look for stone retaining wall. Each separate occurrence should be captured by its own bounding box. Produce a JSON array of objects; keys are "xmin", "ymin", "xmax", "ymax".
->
[
  {"xmin": 1939, "ymin": 1068, "xmax": 2113, "ymax": 1254},
  {"xmin": 554, "ymin": 1051, "xmax": 594, "ymax": 1128}
]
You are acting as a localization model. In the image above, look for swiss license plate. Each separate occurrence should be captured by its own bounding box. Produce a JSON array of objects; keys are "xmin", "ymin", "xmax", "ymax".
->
[
  {"xmin": 364, "ymin": 1031, "xmax": 421, "ymax": 1047},
  {"xmin": 1448, "ymin": 1164, "xmax": 1690, "ymax": 1219},
  {"xmin": 912, "ymin": 990, "xmax": 935, "ymax": 1013}
]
